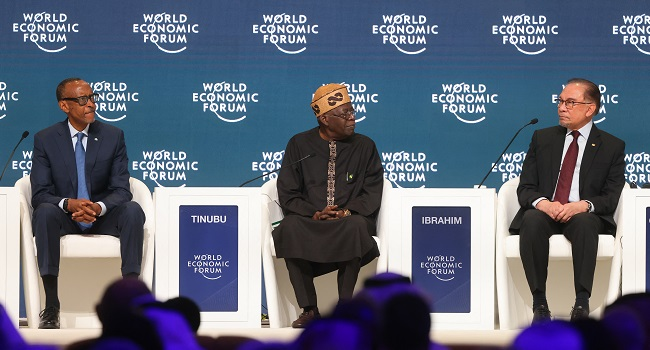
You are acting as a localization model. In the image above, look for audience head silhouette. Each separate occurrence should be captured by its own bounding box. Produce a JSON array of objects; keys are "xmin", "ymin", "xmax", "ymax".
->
[
  {"xmin": 162, "ymin": 296, "xmax": 201, "ymax": 333},
  {"xmin": 511, "ymin": 320, "xmax": 583, "ymax": 350},
  {"xmin": 95, "ymin": 278, "xmax": 162, "ymax": 350}
]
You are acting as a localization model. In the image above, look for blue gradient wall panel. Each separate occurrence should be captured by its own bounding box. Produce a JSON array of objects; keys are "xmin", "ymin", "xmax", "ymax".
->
[{"xmin": 1, "ymin": 0, "xmax": 649, "ymax": 190}]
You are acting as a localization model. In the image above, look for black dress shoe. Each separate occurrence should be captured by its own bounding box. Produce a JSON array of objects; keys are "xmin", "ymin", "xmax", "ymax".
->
[
  {"xmin": 532, "ymin": 305, "xmax": 552, "ymax": 324},
  {"xmin": 291, "ymin": 310, "xmax": 321, "ymax": 328},
  {"xmin": 570, "ymin": 306, "xmax": 589, "ymax": 321},
  {"xmin": 38, "ymin": 306, "xmax": 60, "ymax": 329}
]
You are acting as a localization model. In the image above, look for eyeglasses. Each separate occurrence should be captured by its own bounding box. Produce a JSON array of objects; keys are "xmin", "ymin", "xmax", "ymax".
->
[
  {"xmin": 60, "ymin": 93, "xmax": 99, "ymax": 106},
  {"xmin": 556, "ymin": 98, "xmax": 593, "ymax": 110},
  {"xmin": 328, "ymin": 110, "xmax": 355, "ymax": 121}
]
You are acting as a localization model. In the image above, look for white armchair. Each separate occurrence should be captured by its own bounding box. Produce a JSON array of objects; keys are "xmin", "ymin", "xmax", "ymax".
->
[
  {"xmin": 496, "ymin": 176, "xmax": 626, "ymax": 329},
  {"xmin": 16, "ymin": 175, "xmax": 155, "ymax": 328},
  {"xmin": 261, "ymin": 177, "xmax": 391, "ymax": 328}
]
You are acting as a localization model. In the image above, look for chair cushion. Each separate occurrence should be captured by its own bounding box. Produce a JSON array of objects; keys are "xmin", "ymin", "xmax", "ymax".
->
[
  {"xmin": 505, "ymin": 235, "xmax": 615, "ymax": 259},
  {"xmin": 59, "ymin": 235, "xmax": 121, "ymax": 258}
]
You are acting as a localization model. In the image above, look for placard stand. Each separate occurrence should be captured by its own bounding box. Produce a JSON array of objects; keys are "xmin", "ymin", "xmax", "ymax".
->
[
  {"xmin": 388, "ymin": 188, "xmax": 496, "ymax": 330},
  {"xmin": 620, "ymin": 189, "xmax": 650, "ymax": 295},
  {"xmin": 155, "ymin": 187, "xmax": 261, "ymax": 328},
  {"xmin": 0, "ymin": 187, "xmax": 19, "ymax": 326}
]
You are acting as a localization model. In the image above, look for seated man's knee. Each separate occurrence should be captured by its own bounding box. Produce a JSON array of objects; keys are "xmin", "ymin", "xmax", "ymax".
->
[
  {"xmin": 521, "ymin": 209, "xmax": 548, "ymax": 226},
  {"xmin": 120, "ymin": 201, "xmax": 146, "ymax": 224},
  {"xmin": 566, "ymin": 212, "xmax": 601, "ymax": 231},
  {"xmin": 569, "ymin": 212, "xmax": 594, "ymax": 224},
  {"xmin": 518, "ymin": 209, "xmax": 554, "ymax": 239},
  {"xmin": 33, "ymin": 203, "xmax": 62, "ymax": 220}
]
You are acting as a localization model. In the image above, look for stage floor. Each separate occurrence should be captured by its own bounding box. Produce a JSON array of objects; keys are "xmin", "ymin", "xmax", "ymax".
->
[{"xmin": 19, "ymin": 327, "xmax": 520, "ymax": 348}]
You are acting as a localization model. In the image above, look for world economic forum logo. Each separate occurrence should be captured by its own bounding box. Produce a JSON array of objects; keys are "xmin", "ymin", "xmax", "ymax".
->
[
  {"xmin": 0, "ymin": 82, "xmax": 19, "ymax": 121},
  {"xmin": 492, "ymin": 14, "xmax": 559, "ymax": 55},
  {"xmin": 431, "ymin": 83, "xmax": 498, "ymax": 124},
  {"xmin": 491, "ymin": 151, "xmax": 526, "ymax": 183},
  {"xmin": 625, "ymin": 152, "xmax": 650, "ymax": 186},
  {"xmin": 420, "ymin": 255, "xmax": 463, "ymax": 282},
  {"xmin": 250, "ymin": 151, "xmax": 285, "ymax": 183},
  {"xmin": 187, "ymin": 253, "xmax": 230, "ymax": 280},
  {"xmin": 12, "ymin": 12, "xmax": 79, "ymax": 53},
  {"xmin": 88, "ymin": 81, "xmax": 140, "ymax": 122},
  {"xmin": 340, "ymin": 82, "xmax": 379, "ymax": 123},
  {"xmin": 132, "ymin": 13, "xmax": 199, "ymax": 53},
  {"xmin": 252, "ymin": 14, "xmax": 319, "ymax": 54},
  {"xmin": 8, "ymin": 148, "xmax": 32, "ymax": 179},
  {"xmin": 131, "ymin": 150, "xmax": 200, "ymax": 187},
  {"xmin": 192, "ymin": 81, "xmax": 259, "ymax": 123},
  {"xmin": 612, "ymin": 15, "xmax": 650, "ymax": 55},
  {"xmin": 372, "ymin": 14, "xmax": 438, "ymax": 55},
  {"xmin": 382, "ymin": 151, "xmax": 438, "ymax": 188}
]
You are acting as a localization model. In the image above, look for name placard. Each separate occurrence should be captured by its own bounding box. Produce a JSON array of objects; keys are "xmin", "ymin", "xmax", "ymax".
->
[
  {"xmin": 179, "ymin": 205, "xmax": 239, "ymax": 312},
  {"xmin": 411, "ymin": 206, "xmax": 471, "ymax": 313}
]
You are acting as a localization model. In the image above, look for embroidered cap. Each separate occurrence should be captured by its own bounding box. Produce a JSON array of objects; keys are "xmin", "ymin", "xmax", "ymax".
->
[{"xmin": 310, "ymin": 83, "xmax": 351, "ymax": 117}]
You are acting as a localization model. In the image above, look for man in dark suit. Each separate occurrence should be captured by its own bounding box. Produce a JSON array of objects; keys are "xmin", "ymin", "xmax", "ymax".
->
[
  {"xmin": 30, "ymin": 78, "xmax": 145, "ymax": 329},
  {"xmin": 509, "ymin": 78, "xmax": 625, "ymax": 324}
]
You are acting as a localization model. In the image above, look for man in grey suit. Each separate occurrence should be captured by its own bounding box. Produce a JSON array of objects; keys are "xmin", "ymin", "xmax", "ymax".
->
[
  {"xmin": 509, "ymin": 78, "xmax": 626, "ymax": 324},
  {"xmin": 30, "ymin": 78, "xmax": 145, "ymax": 329}
]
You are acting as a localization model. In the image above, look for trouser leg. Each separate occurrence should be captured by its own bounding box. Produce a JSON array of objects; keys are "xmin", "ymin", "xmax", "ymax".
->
[
  {"xmin": 285, "ymin": 258, "xmax": 317, "ymax": 308},
  {"xmin": 32, "ymin": 203, "xmax": 81, "ymax": 277},
  {"xmin": 563, "ymin": 212, "xmax": 603, "ymax": 296},
  {"xmin": 518, "ymin": 209, "xmax": 557, "ymax": 295},
  {"xmin": 115, "ymin": 202, "xmax": 145, "ymax": 276},
  {"xmin": 92, "ymin": 201, "xmax": 145, "ymax": 276},
  {"xmin": 337, "ymin": 258, "xmax": 361, "ymax": 300},
  {"xmin": 33, "ymin": 203, "xmax": 81, "ymax": 308}
]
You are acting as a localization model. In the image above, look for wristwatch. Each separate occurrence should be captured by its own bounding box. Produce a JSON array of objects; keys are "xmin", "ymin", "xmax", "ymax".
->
[
  {"xmin": 63, "ymin": 198, "xmax": 69, "ymax": 213},
  {"xmin": 342, "ymin": 208, "xmax": 351, "ymax": 217},
  {"xmin": 585, "ymin": 200, "xmax": 592, "ymax": 212}
]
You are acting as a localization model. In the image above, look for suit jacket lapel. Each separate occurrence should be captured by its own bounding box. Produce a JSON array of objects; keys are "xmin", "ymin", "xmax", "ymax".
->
[
  {"xmin": 580, "ymin": 125, "xmax": 601, "ymax": 192},
  {"xmin": 86, "ymin": 121, "xmax": 102, "ymax": 196},
  {"xmin": 549, "ymin": 126, "xmax": 566, "ymax": 188},
  {"xmin": 54, "ymin": 121, "xmax": 78, "ymax": 191}
]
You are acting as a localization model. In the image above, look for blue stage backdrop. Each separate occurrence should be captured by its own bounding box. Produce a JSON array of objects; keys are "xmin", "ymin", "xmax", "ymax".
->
[{"xmin": 1, "ymin": 0, "xmax": 649, "ymax": 190}]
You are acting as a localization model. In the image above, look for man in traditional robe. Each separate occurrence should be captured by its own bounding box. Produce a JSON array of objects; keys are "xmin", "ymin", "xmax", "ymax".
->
[{"xmin": 272, "ymin": 83, "xmax": 384, "ymax": 328}]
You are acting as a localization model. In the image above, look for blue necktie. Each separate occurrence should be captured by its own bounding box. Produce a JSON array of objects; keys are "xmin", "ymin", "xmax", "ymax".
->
[{"xmin": 75, "ymin": 132, "xmax": 92, "ymax": 229}]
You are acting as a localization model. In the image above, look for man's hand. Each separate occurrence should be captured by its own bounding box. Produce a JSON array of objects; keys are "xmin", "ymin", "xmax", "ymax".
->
[
  {"xmin": 312, "ymin": 205, "xmax": 340, "ymax": 220},
  {"xmin": 68, "ymin": 198, "xmax": 99, "ymax": 224},
  {"xmin": 554, "ymin": 201, "xmax": 589, "ymax": 223},
  {"xmin": 536, "ymin": 199, "xmax": 562, "ymax": 219},
  {"xmin": 536, "ymin": 199, "xmax": 589, "ymax": 223}
]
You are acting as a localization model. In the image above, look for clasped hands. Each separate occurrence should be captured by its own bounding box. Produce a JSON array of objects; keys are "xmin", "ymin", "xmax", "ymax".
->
[
  {"xmin": 312, "ymin": 205, "xmax": 348, "ymax": 221},
  {"xmin": 537, "ymin": 199, "xmax": 589, "ymax": 223},
  {"xmin": 67, "ymin": 198, "xmax": 101, "ymax": 224}
]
